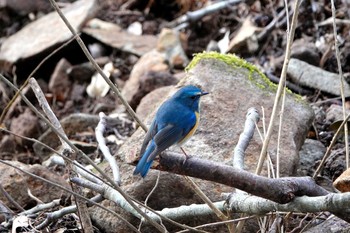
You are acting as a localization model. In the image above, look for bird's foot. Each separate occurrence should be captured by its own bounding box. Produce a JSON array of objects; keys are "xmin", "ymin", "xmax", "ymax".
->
[{"xmin": 180, "ymin": 147, "xmax": 192, "ymax": 165}]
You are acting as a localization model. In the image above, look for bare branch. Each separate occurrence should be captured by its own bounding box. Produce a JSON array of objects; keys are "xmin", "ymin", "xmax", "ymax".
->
[
  {"xmin": 95, "ymin": 112, "xmax": 121, "ymax": 185},
  {"xmin": 157, "ymin": 152, "xmax": 328, "ymax": 204},
  {"xmin": 233, "ymin": 107, "xmax": 260, "ymax": 170},
  {"xmin": 168, "ymin": 0, "xmax": 242, "ymax": 30},
  {"xmin": 226, "ymin": 192, "xmax": 350, "ymax": 220},
  {"xmin": 29, "ymin": 77, "xmax": 93, "ymax": 232}
]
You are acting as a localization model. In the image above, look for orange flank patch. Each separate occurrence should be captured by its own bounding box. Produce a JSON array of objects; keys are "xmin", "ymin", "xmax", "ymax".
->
[{"xmin": 178, "ymin": 111, "xmax": 199, "ymax": 145}]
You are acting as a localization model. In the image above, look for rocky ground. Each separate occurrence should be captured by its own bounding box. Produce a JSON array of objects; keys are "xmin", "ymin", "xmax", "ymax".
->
[{"xmin": 1, "ymin": 0, "xmax": 350, "ymax": 232}]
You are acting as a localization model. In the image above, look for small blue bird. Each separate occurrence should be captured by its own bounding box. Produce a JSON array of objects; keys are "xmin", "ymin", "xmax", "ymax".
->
[{"xmin": 134, "ymin": 85, "xmax": 209, "ymax": 177}]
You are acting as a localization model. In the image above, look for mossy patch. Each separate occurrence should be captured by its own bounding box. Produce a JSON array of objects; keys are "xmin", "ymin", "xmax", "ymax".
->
[
  {"xmin": 185, "ymin": 51, "xmax": 305, "ymax": 101},
  {"xmin": 186, "ymin": 51, "xmax": 279, "ymax": 92}
]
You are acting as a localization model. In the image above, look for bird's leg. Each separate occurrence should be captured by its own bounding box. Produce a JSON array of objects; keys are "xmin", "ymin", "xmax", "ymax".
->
[{"xmin": 180, "ymin": 147, "xmax": 191, "ymax": 164}]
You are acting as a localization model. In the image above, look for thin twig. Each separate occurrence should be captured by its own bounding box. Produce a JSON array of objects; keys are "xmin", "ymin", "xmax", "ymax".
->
[
  {"xmin": 0, "ymin": 183, "xmax": 24, "ymax": 211},
  {"xmin": 234, "ymin": 108, "xmax": 260, "ymax": 233},
  {"xmin": 27, "ymin": 189, "xmax": 44, "ymax": 204},
  {"xmin": 144, "ymin": 172, "xmax": 161, "ymax": 207},
  {"xmin": 226, "ymin": 192, "xmax": 350, "ymax": 217},
  {"xmin": 35, "ymin": 195, "xmax": 104, "ymax": 230},
  {"xmin": 284, "ymin": 0, "xmax": 290, "ymax": 32},
  {"xmin": 177, "ymin": 215, "xmax": 258, "ymax": 233},
  {"xmin": 29, "ymin": 78, "xmax": 94, "ymax": 232},
  {"xmin": 256, "ymin": 0, "xmax": 301, "ymax": 175},
  {"xmin": 183, "ymin": 176, "xmax": 233, "ymax": 232},
  {"xmin": 276, "ymin": 80, "xmax": 287, "ymax": 178},
  {"xmin": 21, "ymin": 199, "xmax": 61, "ymax": 216},
  {"xmin": 95, "ymin": 112, "xmax": 121, "ymax": 185},
  {"xmin": 29, "ymin": 78, "xmax": 71, "ymax": 150},
  {"xmin": 138, "ymin": 171, "xmax": 161, "ymax": 230},
  {"xmin": 330, "ymin": 0, "xmax": 349, "ymax": 168}
]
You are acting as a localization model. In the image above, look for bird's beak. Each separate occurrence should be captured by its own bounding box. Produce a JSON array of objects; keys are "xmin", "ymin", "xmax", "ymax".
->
[{"xmin": 200, "ymin": 91, "xmax": 209, "ymax": 96}]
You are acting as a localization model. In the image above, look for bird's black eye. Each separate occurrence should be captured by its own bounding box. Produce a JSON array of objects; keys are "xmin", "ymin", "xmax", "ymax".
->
[{"xmin": 190, "ymin": 95, "xmax": 196, "ymax": 100}]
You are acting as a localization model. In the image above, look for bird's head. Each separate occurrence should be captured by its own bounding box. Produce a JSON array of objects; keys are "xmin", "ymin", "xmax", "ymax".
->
[{"xmin": 173, "ymin": 85, "xmax": 209, "ymax": 110}]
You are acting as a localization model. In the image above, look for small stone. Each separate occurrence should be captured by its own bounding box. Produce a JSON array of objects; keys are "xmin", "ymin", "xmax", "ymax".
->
[
  {"xmin": 157, "ymin": 28, "xmax": 189, "ymax": 68},
  {"xmin": 291, "ymin": 38, "xmax": 320, "ymax": 66},
  {"xmin": 298, "ymin": 139, "xmax": 326, "ymax": 176},
  {"xmin": 326, "ymin": 104, "xmax": 350, "ymax": 123},
  {"xmin": 227, "ymin": 18, "xmax": 259, "ymax": 54},
  {"xmin": 323, "ymin": 148, "xmax": 345, "ymax": 181},
  {"xmin": 287, "ymin": 58, "xmax": 350, "ymax": 96},
  {"xmin": 70, "ymin": 83, "xmax": 86, "ymax": 104},
  {"xmin": 334, "ymin": 167, "xmax": 350, "ymax": 192},
  {"xmin": 83, "ymin": 18, "xmax": 157, "ymax": 57},
  {"xmin": 49, "ymin": 58, "xmax": 72, "ymax": 102},
  {"xmin": 142, "ymin": 20, "xmax": 158, "ymax": 35},
  {"xmin": 68, "ymin": 57, "xmax": 110, "ymax": 83},
  {"xmin": 88, "ymin": 43, "xmax": 107, "ymax": 58},
  {"xmin": 206, "ymin": 40, "xmax": 220, "ymax": 52},
  {"xmin": 121, "ymin": 50, "xmax": 169, "ymax": 108},
  {"xmin": 0, "ymin": 135, "xmax": 17, "ymax": 159},
  {"xmin": 10, "ymin": 108, "xmax": 40, "ymax": 147}
]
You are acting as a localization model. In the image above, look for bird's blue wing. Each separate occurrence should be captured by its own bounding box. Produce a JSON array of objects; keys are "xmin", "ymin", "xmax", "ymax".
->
[
  {"xmin": 146, "ymin": 124, "xmax": 183, "ymax": 162},
  {"xmin": 140, "ymin": 119, "xmax": 158, "ymax": 156}
]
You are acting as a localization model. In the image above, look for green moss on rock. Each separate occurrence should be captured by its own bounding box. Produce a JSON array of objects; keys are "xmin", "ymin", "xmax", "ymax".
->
[{"xmin": 186, "ymin": 51, "xmax": 278, "ymax": 92}]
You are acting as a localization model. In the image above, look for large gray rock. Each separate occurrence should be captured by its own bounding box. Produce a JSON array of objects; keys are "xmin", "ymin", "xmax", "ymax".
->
[
  {"xmin": 124, "ymin": 52, "xmax": 314, "ymax": 176},
  {"xmin": 92, "ymin": 52, "xmax": 314, "ymax": 232},
  {"xmin": 0, "ymin": 0, "xmax": 98, "ymax": 72}
]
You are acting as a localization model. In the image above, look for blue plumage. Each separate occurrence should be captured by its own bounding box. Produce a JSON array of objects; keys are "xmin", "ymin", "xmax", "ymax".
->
[{"xmin": 133, "ymin": 85, "xmax": 208, "ymax": 177}]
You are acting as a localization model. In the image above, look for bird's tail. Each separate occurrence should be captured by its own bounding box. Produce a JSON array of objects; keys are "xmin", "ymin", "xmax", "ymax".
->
[{"xmin": 133, "ymin": 141, "xmax": 155, "ymax": 177}]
